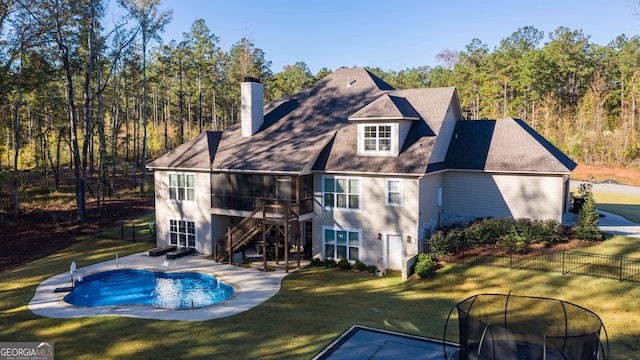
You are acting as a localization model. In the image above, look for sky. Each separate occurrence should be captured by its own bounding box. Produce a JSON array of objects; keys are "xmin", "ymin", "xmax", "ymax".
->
[{"xmin": 149, "ymin": 0, "xmax": 640, "ymax": 74}]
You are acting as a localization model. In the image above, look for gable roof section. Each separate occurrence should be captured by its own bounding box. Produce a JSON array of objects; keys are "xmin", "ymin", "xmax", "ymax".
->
[
  {"xmin": 318, "ymin": 87, "xmax": 457, "ymax": 175},
  {"xmin": 348, "ymin": 94, "xmax": 420, "ymax": 121},
  {"xmin": 147, "ymin": 131, "xmax": 221, "ymax": 170},
  {"xmin": 147, "ymin": 68, "xmax": 461, "ymax": 176},
  {"xmin": 209, "ymin": 67, "xmax": 393, "ymax": 173},
  {"xmin": 446, "ymin": 118, "xmax": 577, "ymax": 173}
]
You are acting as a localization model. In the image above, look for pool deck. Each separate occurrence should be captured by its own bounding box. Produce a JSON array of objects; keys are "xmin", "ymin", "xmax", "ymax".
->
[{"xmin": 28, "ymin": 251, "xmax": 297, "ymax": 321}]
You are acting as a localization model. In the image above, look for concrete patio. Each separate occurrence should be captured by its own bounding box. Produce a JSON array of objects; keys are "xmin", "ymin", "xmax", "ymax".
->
[{"xmin": 28, "ymin": 251, "xmax": 301, "ymax": 321}]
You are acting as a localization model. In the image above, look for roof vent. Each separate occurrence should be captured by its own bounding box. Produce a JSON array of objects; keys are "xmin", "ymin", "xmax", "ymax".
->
[{"xmin": 346, "ymin": 76, "xmax": 352, "ymax": 88}]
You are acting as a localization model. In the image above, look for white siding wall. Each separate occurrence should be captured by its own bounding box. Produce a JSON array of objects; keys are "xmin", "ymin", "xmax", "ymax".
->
[
  {"xmin": 153, "ymin": 170, "xmax": 213, "ymax": 255},
  {"xmin": 398, "ymin": 120, "xmax": 412, "ymax": 150},
  {"xmin": 312, "ymin": 173, "xmax": 420, "ymax": 269},
  {"xmin": 442, "ymin": 171, "xmax": 565, "ymax": 222},
  {"xmin": 418, "ymin": 173, "xmax": 443, "ymax": 247}
]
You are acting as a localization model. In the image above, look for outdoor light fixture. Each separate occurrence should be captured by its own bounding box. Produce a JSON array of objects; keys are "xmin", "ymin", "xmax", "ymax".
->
[
  {"xmin": 407, "ymin": 236, "xmax": 412, "ymax": 243},
  {"xmin": 377, "ymin": 233, "xmax": 382, "ymax": 240}
]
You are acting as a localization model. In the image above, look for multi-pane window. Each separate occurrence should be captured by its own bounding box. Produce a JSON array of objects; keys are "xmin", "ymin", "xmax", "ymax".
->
[
  {"xmin": 324, "ymin": 177, "xmax": 360, "ymax": 209},
  {"xmin": 364, "ymin": 125, "xmax": 392, "ymax": 152},
  {"xmin": 169, "ymin": 174, "xmax": 195, "ymax": 201},
  {"xmin": 386, "ymin": 179, "xmax": 402, "ymax": 206},
  {"xmin": 169, "ymin": 219, "xmax": 196, "ymax": 248},
  {"xmin": 324, "ymin": 228, "xmax": 360, "ymax": 261}
]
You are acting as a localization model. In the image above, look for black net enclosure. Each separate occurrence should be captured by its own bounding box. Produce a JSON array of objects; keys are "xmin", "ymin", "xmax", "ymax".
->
[{"xmin": 444, "ymin": 293, "xmax": 608, "ymax": 360}]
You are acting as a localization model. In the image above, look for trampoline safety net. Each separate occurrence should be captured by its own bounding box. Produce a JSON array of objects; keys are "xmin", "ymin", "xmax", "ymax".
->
[{"xmin": 451, "ymin": 294, "xmax": 607, "ymax": 360}]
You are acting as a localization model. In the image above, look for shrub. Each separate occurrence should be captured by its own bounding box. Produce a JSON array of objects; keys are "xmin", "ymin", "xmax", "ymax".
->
[
  {"xmin": 428, "ymin": 217, "xmax": 565, "ymax": 255},
  {"xmin": 444, "ymin": 227, "xmax": 465, "ymax": 252},
  {"xmin": 337, "ymin": 258, "xmax": 352, "ymax": 270},
  {"xmin": 324, "ymin": 259, "xmax": 337, "ymax": 268},
  {"xmin": 575, "ymin": 183, "xmax": 602, "ymax": 241},
  {"xmin": 366, "ymin": 265, "xmax": 378, "ymax": 274},
  {"xmin": 310, "ymin": 257, "xmax": 324, "ymax": 266},
  {"xmin": 466, "ymin": 217, "xmax": 513, "ymax": 246},
  {"xmin": 353, "ymin": 260, "xmax": 368, "ymax": 271},
  {"xmin": 429, "ymin": 227, "xmax": 465, "ymax": 255},
  {"xmin": 415, "ymin": 253, "xmax": 438, "ymax": 278},
  {"xmin": 427, "ymin": 230, "xmax": 447, "ymax": 254}
]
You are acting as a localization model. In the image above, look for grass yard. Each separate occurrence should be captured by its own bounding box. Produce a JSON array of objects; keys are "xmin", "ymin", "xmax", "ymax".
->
[
  {"xmin": 1, "ymin": 219, "xmax": 640, "ymax": 359},
  {"xmin": 593, "ymin": 190, "xmax": 640, "ymax": 223}
]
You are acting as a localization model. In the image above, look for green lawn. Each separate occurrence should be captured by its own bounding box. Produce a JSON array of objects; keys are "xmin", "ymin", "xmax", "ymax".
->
[
  {"xmin": 1, "ymin": 220, "xmax": 640, "ymax": 359},
  {"xmin": 593, "ymin": 190, "xmax": 640, "ymax": 223}
]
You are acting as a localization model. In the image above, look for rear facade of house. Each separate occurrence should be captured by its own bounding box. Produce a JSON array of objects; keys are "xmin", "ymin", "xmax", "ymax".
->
[{"xmin": 147, "ymin": 67, "xmax": 576, "ymax": 271}]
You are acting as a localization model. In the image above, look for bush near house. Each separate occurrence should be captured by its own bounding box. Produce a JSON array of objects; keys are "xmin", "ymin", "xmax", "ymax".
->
[
  {"xmin": 428, "ymin": 217, "xmax": 566, "ymax": 256},
  {"xmin": 414, "ymin": 253, "xmax": 439, "ymax": 278},
  {"xmin": 575, "ymin": 183, "xmax": 603, "ymax": 241},
  {"xmin": 310, "ymin": 258, "xmax": 378, "ymax": 274}
]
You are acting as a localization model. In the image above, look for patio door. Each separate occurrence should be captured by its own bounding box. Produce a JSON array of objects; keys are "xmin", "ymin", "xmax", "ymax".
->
[
  {"xmin": 385, "ymin": 234, "xmax": 403, "ymax": 270},
  {"xmin": 169, "ymin": 219, "xmax": 196, "ymax": 248}
]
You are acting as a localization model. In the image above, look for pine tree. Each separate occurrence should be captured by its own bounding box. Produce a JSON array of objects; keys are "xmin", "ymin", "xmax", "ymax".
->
[{"xmin": 575, "ymin": 183, "xmax": 602, "ymax": 241}]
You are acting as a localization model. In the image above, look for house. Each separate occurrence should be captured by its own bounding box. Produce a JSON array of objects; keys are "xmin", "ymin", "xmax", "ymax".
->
[{"xmin": 147, "ymin": 67, "xmax": 576, "ymax": 271}]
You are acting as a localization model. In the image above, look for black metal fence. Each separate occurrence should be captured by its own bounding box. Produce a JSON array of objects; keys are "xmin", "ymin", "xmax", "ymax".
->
[
  {"xmin": 435, "ymin": 244, "xmax": 640, "ymax": 283},
  {"xmin": 98, "ymin": 222, "xmax": 155, "ymax": 242}
]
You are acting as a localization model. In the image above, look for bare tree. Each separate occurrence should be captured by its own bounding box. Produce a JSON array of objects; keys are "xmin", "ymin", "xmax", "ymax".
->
[{"xmin": 435, "ymin": 48, "xmax": 459, "ymax": 71}]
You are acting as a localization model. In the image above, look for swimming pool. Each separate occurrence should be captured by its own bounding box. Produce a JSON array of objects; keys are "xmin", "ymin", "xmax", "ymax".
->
[{"xmin": 63, "ymin": 269, "xmax": 235, "ymax": 309}]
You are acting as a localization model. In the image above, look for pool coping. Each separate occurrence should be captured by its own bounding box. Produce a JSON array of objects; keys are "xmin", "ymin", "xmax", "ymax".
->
[{"xmin": 28, "ymin": 252, "xmax": 292, "ymax": 321}]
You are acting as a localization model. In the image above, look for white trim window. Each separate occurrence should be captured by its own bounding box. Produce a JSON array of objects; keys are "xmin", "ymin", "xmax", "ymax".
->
[
  {"xmin": 169, "ymin": 219, "xmax": 196, "ymax": 248},
  {"xmin": 323, "ymin": 227, "xmax": 361, "ymax": 261},
  {"xmin": 323, "ymin": 176, "xmax": 360, "ymax": 210},
  {"xmin": 386, "ymin": 179, "xmax": 402, "ymax": 206},
  {"xmin": 364, "ymin": 124, "xmax": 392, "ymax": 152},
  {"xmin": 168, "ymin": 173, "xmax": 195, "ymax": 201}
]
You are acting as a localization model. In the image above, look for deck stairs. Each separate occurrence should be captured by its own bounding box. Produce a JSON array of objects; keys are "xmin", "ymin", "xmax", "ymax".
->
[{"xmin": 214, "ymin": 202, "xmax": 299, "ymax": 263}]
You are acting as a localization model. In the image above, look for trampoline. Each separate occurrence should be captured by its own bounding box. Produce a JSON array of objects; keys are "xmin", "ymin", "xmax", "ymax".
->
[{"xmin": 444, "ymin": 293, "xmax": 609, "ymax": 360}]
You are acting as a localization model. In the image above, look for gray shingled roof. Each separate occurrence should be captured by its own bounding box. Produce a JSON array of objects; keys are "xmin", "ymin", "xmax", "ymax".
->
[
  {"xmin": 202, "ymin": 67, "xmax": 459, "ymax": 175},
  {"xmin": 319, "ymin": 86, "xmax": 457, "ymax": 174},
  {"xmin": 148, "ymin": 67, "xmax": 574, "ymax": 177},
  {"xmin": 147, "ymin": 131, "xmax": 221, "ymax": 170},
  {"xmin": 348, "ymin": 94, "xmax": 421, "ymax": 121},
  {"xmin": 445, "ymin": 118, "xmax": 576, "ymax": 173}
]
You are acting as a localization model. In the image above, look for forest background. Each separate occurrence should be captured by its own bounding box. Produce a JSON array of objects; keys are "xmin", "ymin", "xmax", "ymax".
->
[{"xmin": 1, "ymin": 0, "xmax": 640, "ymax": 222}]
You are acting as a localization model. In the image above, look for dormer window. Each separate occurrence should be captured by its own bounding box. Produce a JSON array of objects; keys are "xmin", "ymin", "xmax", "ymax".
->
[
  {"xmin": 364, "ymin": 125, "xmax": 392, "ymax": 152},
  {"xmin": 349, "ymin": 94, "xmax": 421, "ymax": 157}
]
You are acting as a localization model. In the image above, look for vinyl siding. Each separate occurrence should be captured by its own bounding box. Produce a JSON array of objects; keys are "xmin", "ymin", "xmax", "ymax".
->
[
  {"xmin": 153, "ymin": 169, "xmax": 213, "ymax": 255},
  {"xmin": 418, "ymin": 173, "xmax": 443, "ymax": 224},
  {"xmin": 312, "ymin": 173, "xmax": 420, "ymax": 268},
  {"xmin": 442, "ymin": 171, "xmax": 565, "ymax": 222}
]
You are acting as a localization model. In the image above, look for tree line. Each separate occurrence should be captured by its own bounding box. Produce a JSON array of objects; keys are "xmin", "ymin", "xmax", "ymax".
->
[{"xmin": 0, "ymin": 0, "xmax": 638, "ymax": 221}]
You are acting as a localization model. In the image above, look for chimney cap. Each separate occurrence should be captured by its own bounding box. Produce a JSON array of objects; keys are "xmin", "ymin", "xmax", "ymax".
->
[{"xmin": 243, "ymin": 76, "xmax": 261, "ymax": 83}]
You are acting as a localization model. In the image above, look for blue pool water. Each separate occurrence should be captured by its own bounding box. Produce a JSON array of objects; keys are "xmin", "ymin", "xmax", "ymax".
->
[{"xmin": 64, "ymin": 269, "xmax": 235, "ymax": 309}]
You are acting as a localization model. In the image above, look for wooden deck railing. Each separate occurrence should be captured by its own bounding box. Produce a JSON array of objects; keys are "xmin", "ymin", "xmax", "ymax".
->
[{"xmin": 213, "ymin": 201, "xmax": 300, "ymax": 263}]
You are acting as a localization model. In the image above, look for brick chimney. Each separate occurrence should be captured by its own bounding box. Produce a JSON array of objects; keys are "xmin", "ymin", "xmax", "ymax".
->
[{"xmin": 241, "ymin": 77, "xmax": 264, "ymax": 137}]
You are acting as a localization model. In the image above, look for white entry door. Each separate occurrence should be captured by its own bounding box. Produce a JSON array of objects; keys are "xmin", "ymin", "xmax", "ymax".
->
[{"xmin": 386, "ymin": 234, "xmax": 404, "ymax": 270}]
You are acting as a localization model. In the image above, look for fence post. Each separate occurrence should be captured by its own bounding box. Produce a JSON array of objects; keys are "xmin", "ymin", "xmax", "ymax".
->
[
  {"xmin": 562, "ymin": 250, "xmax": 565, "ymax": 275},
  {"xmin": 121, "ymin": 224, "xmax": 124, "ymax": 241},
  {"xmin": 509, "ymin": 248, "xmax": 513, "ymax": 270},
  {"xmin": 132, "ymin": 225, "xmax": 136, "ymax": 242},
  {"xmin": 620, "ymin": 256, "xmax": 624, "ymax": 282}
]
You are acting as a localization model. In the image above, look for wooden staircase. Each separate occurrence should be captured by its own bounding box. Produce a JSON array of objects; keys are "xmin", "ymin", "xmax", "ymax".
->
[{"xmin": 213, "ymin": 202, "xmax": 299, "ymax": 263}]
